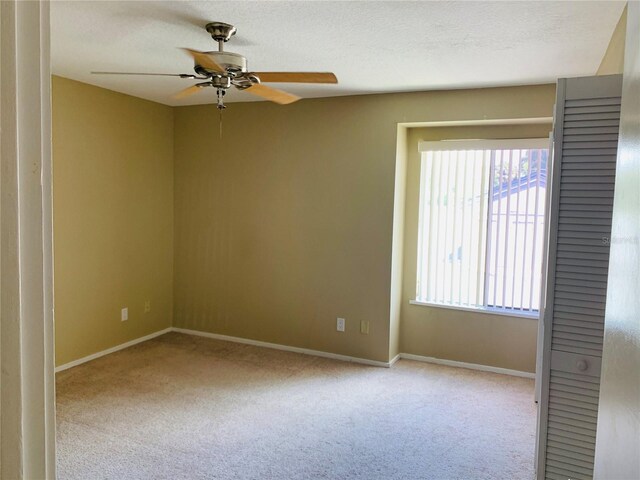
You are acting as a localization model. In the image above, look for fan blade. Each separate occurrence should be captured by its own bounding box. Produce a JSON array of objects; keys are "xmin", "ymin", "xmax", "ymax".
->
[
  {"xmin": 244, "ymin": 83, "xmax": 300, "ymax": 105},
  {"xmin": 251, "ymin": 72, "xmax": 337, "ymax": 84},
  {"xmin": 92, "ymin": 72, "xmax": 200, "ymax": 78},
  {"xmin": 181, "ymin": 48, "xmax": 226, "ymax": 73},
  {"xmin": 174, "ymin": 84, "xmax": 204, "ymax": 99}
]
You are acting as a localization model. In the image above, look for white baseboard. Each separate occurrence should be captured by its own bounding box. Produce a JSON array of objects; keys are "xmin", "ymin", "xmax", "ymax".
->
[
  {"xmin": 171, "ymin": 327, "xmax": 393, "ymax": 368},
  {"xmin": 55, "ymin": 327, "xmax": 172, "ymax": 373},
  {"xmin": 55, "ymin": 326, "xmax": 535, "ymax": 379},
  {"xmin": 399, "ymin": 353, "xmax": 535, "ymax": 379}
]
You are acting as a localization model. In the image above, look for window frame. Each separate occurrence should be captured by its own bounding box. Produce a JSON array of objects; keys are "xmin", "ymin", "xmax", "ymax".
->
[{"xmin": 413, "ymin": 137, "xmax": 549, "ymax": 319}]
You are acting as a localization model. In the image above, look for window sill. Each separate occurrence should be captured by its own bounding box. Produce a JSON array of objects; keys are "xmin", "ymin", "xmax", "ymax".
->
[{"xmin": 409, "ymin": 300, "xmax": 539, "ymax": 320}]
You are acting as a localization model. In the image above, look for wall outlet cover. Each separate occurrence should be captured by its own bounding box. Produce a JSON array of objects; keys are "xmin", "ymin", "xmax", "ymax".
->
[
  {"xmin": 336, "ymin": 317, "xmax": 345, "ymax": 332},
  {"xmin": 360, "ymin": 320, "xmax": 370, "ymax": 335},
  {"xmin": 121, "ymin": 307, "xmax": 128, "ymax": 321}
]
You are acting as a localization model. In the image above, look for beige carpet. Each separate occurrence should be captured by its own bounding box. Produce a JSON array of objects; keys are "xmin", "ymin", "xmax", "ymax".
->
[{"xmin": 56, "ymin": 332, "xmax": 536, "ymax": 479}]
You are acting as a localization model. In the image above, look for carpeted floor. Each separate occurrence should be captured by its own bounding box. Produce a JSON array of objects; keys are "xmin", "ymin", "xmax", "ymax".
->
[{"xmin": 56, "ymin": 332, "xmax": 536, "ymax": 480}]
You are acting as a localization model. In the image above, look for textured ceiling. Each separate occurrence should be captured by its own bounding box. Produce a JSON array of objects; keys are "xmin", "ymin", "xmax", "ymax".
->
[{"xmin": 51, "ymin": 1, "xmax": 625, "ymax": 107}]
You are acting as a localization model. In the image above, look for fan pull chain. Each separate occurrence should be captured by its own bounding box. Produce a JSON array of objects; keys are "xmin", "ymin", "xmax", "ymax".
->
[{"xmin": 216, "ymin": 88, "xmax": 226, "ymax": 139}]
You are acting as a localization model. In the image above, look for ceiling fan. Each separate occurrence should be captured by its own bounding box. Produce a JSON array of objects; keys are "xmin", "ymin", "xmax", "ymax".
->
[{"xmin": 92, "ymin": 22, "xmax": 338, "ymax": 109}]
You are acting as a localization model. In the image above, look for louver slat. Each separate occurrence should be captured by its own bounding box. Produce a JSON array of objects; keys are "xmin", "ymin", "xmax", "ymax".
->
[
  {"xmin": 561, "ymin": 176, "xmax": 616, "ymax": 185},
  {"xmin": 552, "ymin": 336, "xmax": 603, "ymax": 350},
  {"xmin": 559, "ymin": 205, "xmax": 612, "ymax": 215},
  {"xmin": 548, "ymin": 452, "xmax": 595, "ymax": 469},
  {"xmin": 549, "ymin": 398, "xmax": 600, "ymax": 415},
  {"xmin": 555, "ymin": 272, "xmax": 608, "ymax": 284},
  {"xmin": 539, "ymin": 75, "xmax": 621, "ymax": 480},
  {"xmin": 547, "ymin": 459, "xmax": 594, "ymax": 477},
  {"xmin": 558, "ymin": 211, "xmax": 612, "ymax": 221},
  {"xmin": 549, "ymin": 388, "xmax": 599, "ymax": 406},
  {"xmin": 564, "ymin": 126, "xmax": 619, "ymax": 135},
  {"xmin": 564, "ymin": 97, "xmax": 620, "ymax": 106},
  {"xmin": 555, "ymin": 258, "xmax": 609, "ymax": 269},
  {"xmin": 548, "ymin": 413, "xmax": 598, "ymax": 432},
  {"xmin": 554, "ymin": 303, "xmax": 605, "ymax": 317},
  {"xmin": 562, "ymin": 148, "xmax": 617, "ymax": 156},
  {"xmin": 554, "ymin": 275, "xmax": 607, "ymax": 287},
  {"xmin": 560, "ymin": 190, "xmax": 614, "ymax": 199},
  {"xmin": 554, "ymin": 324, "xmax": 604, "ymax": 339},
  {"xmin": 548, "ymin": 425, "xmax": 598, "ymax": 442},
  {"xmin": 563, "ymin": 141, "xmax": 619, "ymax": 149},
  {"xmin": 554, "ymin": 318, "xmax": 605, "ymax": 332},
  {"xmin": 556, "ymin": 263, "xmax": 607, "ymax": 280},
  {"xmin": 548, "ymin": 434, "xmax": 595, "ymax": 450},
  {"xmin": 556, "ymin": 250, "xmax": 609, "ymax": 262},
  {"xmin": 563, "ymin": 119, "xmax": 619, "ymax": 127},
  {"xmin": 554, "ymin": 313, "xmax": 604, "ymax": 326},
  {"xmin": 564, "ymin": 105, "xmax": 621, "ymax": 115},
  {"xmin": 552, "ymin": 390, "xmax": 599, "ymax": 408},
  {"xmin": 562, "ymin": 163, "xmax": 615, "ymax": 171},
  {"xmin": 553, "ymin": 329, "xmax": 604, "ymax": 344},
  {"xmin": 551, "ymin": 343, "xmax": 602, "ymax": 358},
  {"xmin": 546, "ymin": 465, "xmax": 591, "ymax": 480},
  {"xmin": 547, "ymin": 445, "xmax": 595, "ymax": 466},
  {"xmin": 555, "ymin": 289, "xmax": 607, "ymax": 301}
]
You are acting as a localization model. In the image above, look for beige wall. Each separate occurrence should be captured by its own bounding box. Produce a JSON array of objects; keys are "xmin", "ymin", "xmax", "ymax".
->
[
  {"xmin": 52, "ymin": 77, "xmax": 555, "ymax": 367},
  {"xmin": 173, "ymin": 84, "xmax": 556, "ymax": 364},
  {"xmin": 597, "ymin": 5, "xmax": 627, "ymax": 75},
  {"xmin": 53, "ymin": 76, "xmax": 174, "ymax": 366},
  {"xmin": 400, "ymin": 124, "xmax": 552, "ymax": 373}
]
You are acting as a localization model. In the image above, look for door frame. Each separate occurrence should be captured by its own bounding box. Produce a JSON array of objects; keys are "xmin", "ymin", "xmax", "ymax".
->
[{"xmin": 0, "ymin": 1, "xmax": 56, "ymax": 478}]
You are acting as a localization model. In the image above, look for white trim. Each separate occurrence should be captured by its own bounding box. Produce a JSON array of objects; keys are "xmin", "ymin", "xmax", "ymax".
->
[
  {"xmin": 389, "ymin": 353, "xmax": 401, "ymax": 366},
  {"xmin": 399, "ymin": 117, "xmax": 553, "ymax": 129},
  {"xmin": 1, "ymin": 1, "xmax": 55, "ymax": 477},
  {"xmin": 171, "ymin": 327, "xmax": 393, "ymax": 368},
  {"xmin": 418, "ymin": 137, "xmax": 549, "ymax": 152},
  {"xmin": 399, "ymin": 353, "xmax": 535, "ymax": 379},
  {"xmin": 55, "ymin": 328, "xmax": 172, "ymax": 373},
  {"xmin": 409, "ymin": 299, "xmax": 539, "ymax": 320},
  {"xmin": 54, "ymin": 326, "xmax": 536, "ymax": 379}
]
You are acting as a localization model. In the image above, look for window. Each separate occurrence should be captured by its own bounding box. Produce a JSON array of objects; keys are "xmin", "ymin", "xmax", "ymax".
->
[{"xmin": 414, "ymin": 138, "xmax": 549, "ymax": 317}]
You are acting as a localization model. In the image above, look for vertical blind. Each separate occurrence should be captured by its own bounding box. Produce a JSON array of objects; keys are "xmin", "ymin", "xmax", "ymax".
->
[{"xmin": 416, "ymin": 138, "xmax": 549, "ymax": 315}]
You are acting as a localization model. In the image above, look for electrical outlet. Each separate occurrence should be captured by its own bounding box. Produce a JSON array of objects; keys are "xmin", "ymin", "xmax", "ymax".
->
[
  {"xmin": 144, "ymin": 300, "xmax": 151, "ymax": 313},
  {"xmin": 360, "ymin": 320, "xmax": 369, "ymax": 335},
  {"xmin": 121, "ymin": 307, "xmax": 128, "ymax": 321},
  {"xmin": 336, "ymin": 317, "xmax": 345, "ymax": 332}
]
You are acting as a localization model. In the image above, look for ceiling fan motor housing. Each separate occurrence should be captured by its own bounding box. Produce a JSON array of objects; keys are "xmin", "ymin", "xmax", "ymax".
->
[
  {"xmin": 194, "ymin": 51, "xmax": 247, "ymax": 77},
  {"xmin": 208, "ymin": 76, "xmax": 231, "ymax": 89}
]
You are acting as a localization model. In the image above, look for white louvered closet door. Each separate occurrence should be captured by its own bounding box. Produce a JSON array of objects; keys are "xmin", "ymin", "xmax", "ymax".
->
[{"xmin": 536, "ymin": 75, "xmax": 622, "ymax": 480}]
